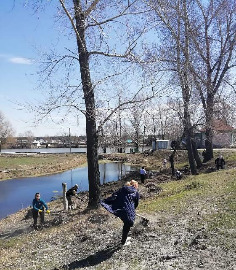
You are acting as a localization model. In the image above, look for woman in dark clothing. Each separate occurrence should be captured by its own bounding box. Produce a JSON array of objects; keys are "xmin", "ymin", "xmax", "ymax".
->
[
  {"xmin": 32, "ymin": 193, "xmax": 50, "ymax": 229},
  {"xmin": 101, "ymin": 180, "xmax": 139, "ymax": 245}
]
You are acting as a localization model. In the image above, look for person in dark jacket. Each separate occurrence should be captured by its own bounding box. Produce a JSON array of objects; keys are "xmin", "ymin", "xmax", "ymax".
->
[
  {"xmin": 101, "ymin": 180, "xmax": 139, "ymax": 246},
  {"xmin": 175, "ymin": 170, "xmax": 183, "ymax": 180},
  {"xmin": 66, "ymin": 184, "xmax": 79, "ymax": 209},
  {"xmin": 32, "ymin": 193, "xmax": 50, "ymax": 229},
  {"xmin": 215, "ymin": 155, "xmax": 225, "ymax": 170}
]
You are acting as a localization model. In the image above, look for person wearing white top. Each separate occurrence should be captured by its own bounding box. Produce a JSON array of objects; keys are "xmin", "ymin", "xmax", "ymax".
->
[{"xmin": 140, "ymin": 166, "xmax": 147, "ymax": 184}]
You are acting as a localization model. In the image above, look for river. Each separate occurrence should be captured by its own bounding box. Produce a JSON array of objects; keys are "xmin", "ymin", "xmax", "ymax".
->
[{"xmin": 0, "ymin": 162, "xmax": 135, "ymax": 220}]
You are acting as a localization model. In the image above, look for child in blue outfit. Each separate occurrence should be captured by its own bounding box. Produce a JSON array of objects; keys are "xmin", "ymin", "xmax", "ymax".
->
[
  {"xmin": 32, "ymin": 193, "xmax": 50, "ymax": 229},
  {"xmin": 101, "ymin": 180, "xmax": 139, "ymax": 245}
]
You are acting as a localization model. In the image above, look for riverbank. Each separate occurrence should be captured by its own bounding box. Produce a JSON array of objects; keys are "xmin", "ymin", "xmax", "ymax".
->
[
  {"xmin": 1, "ymin": 149, "xmax": 235, "ymax": 181},
  {"xmin": 0, "ymin": 162, "xmax": 235, "ymax": 269},
  {"xmin": 0, "ymin": 150, "xmax": 176, "ymax": 181},
  {"xmin": 0, "ymin": 153, "xmax": 87, "ymax": 181}
]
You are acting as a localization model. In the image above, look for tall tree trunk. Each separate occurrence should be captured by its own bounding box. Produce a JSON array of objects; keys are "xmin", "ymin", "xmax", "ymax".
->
[
  {"xmin": 205, "ymin": 94, "xmax": 214, "ymax": 161},
  {"xmin": 178, "ymin": 0, "xmax": 197, "ymax": 175},
  {"xmin": 183, "ymin": 100, "xmax": 198, "ymax": 175},
  {"xmin": 86, "ymin": 116, "xmax": 100, "ymax": 208},
  {"xmin": 205, "ymin": 128, "xmax": 214, "ymax": 161},
  {"xmin": 191, "ymin": 139, "xmax": 202, "ymax": 169},
  {"xmin": 74, "ymin": 3, "xmax": 100, "ymax": 208},
  {"xmin": 186, "ymin": 132, "xmax": 197, "ymax": 174}
]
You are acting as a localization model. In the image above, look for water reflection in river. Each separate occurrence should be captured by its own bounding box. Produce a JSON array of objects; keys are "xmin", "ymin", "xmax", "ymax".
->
[{"xmin": 0, "ymin": 162, "xmax": 134, "ymax": 220}]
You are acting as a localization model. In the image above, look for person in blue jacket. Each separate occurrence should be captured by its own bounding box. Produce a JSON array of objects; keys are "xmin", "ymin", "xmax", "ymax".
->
[
  {"xmin": 32, "ymin": 193, "xmax": 50, "ymax": 229},
  {"xmin": 101, "ymin": 180, "xmax": 139, "ymax": 245},
  {"xmin": 140, "ymin": 166, "xmax": 147, "ymax": 184}
]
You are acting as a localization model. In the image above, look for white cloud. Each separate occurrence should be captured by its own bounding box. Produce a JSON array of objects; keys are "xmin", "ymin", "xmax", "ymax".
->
[
  {"xmin": 9, "ymin": 57, "xmax": 33, "ymax": 65},
  {"xmin": 0, "ymin": 54, "xmax": 33, "ymax": 65}
]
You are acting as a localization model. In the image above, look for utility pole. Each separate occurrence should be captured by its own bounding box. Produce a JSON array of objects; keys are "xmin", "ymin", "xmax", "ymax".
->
[
  {"xmin": 119, "ymin": 96, "xmax": 122, "ymax": 153},
  {"xmin": 62, "ymin": 182, "xmax": 68, "ymax": 210},
  {"xmin": 69, "ymin": 128, "xmax": 71, "ymax": 153},
  {"xmin": 142, "ymin": 126, "xmax": 146, "ymax": 153},
  {"xmin": 153, "ymin": 115, "xmax": 156, "ymax": 151}
]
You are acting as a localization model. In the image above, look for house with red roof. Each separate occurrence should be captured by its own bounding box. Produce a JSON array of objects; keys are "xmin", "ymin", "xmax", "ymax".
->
[{"xmin": 195, "ymin": 119, "xmax": 236, "ymax": 148}]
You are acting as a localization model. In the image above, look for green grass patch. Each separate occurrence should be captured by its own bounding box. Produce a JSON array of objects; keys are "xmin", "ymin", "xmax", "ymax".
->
[
  {"xmin": 202, "ymin": 178, "xmax": 236, "ymax": 232},
  {"xmin": 213, "ymin": 150, "xmax": 236, "ymax": 161},
  {"xmin": 139, "ymin": 169, "xmax": 236, "ymax": 216},
  {"xmin": 0, "ymin": 155, "xmax": 62, "ymax": 168},
  {"xmin": 139, "ymin": 168, "xmax": 236, "ymax": 252},
  {"xmin": 0, "ymin": 237, "xmax": 23, "ymax": 248},
  {"xmin": 0, "ymin": 154, "xmax": 86, "ymax": 169}
]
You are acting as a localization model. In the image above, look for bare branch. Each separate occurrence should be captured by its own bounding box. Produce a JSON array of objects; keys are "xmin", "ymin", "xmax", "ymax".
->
[
  {"xmin": 97, "ymin": 89, "xmax": 155, "ymax": 134},
  {"xmin": 59, "ymin": 0, "xmax": 86, "ymax": 51},
  {"xmin": 84, "ymin": 0, "xmax": 100, "ymax": 18}
]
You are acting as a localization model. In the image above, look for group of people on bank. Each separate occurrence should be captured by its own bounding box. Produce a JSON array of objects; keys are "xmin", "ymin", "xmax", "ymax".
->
[
  {"xmin": 32, "ymin": 152, "xmax": 226, "ymax": 246},
  {"xmin": 32, "ymin": 184, "xmax": 79, "ymax": 230},
  {"xmin": 32, "ymin": 181, "xmax": 139, "ymax": 246}
]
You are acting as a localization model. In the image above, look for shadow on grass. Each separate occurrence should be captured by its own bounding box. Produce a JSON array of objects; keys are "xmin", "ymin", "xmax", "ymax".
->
[
  {"xmin": 0, "ymin": 226, "xmax": 34, "ymax": 239},
  {"xmin": 62, "ymin": 244, "xmax": 121, "ymax": 269}
]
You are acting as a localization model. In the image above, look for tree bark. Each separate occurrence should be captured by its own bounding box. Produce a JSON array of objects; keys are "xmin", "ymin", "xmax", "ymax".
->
[
  {"xmin": 185, "ymin": 132, "xmax": 197, "ymax": 175},
  {"xmin": 205, "ymin": 129, "xmax": 214, "ymax": 161},
  {"xmin": 74, "ymin": 2, "xmax": 100, "ymax": 208},
  {"xmin": 191, "ymin": 139, "xmax": 202, "ymax": 169},
  {"xmin": 179, "ymin": 0, "xmax": 197, "ymax": 175},
  {"xmin": 183, "ymin": 98, "xmax": 198, "ymax": 175},
  {"xmin": 204, "ymin": 94, "xmax": 214, "ymax": 161}
]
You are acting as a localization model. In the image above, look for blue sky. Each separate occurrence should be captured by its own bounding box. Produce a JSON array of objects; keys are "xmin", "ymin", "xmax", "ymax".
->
[
  {"xmin": 0, "ymin": 1, "xmax": 164, "ymax": 138},
  {"xmin": 0, "ymin": 1, "xmax": 85, "ymax": 137}
]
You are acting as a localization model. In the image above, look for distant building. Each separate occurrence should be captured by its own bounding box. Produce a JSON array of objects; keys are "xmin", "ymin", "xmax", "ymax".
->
[
  {"xmin": 5, "ymin": 135, "xmax": 86, "ymax": 149},
  {"xmin": 195, "ymin": 119, "xmax": 236, "ymax": 148},
  {"xmin": 151, "ymin": 139, "xmax": 171, "ymax": 150}
]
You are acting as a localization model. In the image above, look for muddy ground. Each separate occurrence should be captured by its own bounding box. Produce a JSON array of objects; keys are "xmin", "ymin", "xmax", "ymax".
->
[{"xmin": 0, "ymin": 151, "xmax": 235, "ymax": 270}]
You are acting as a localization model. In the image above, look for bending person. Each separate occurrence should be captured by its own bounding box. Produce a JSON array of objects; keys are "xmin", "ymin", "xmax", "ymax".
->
[
  {"xmin": 215, "ymin": 155, "xmax": 225, "ymax": 170},
  {"xmin": 66, "ymin": 184, "xmax": 79, "ymax": 209},
  {"xmin": 101, "ymin": 180, "xmax": 139, "ymax": 246}
]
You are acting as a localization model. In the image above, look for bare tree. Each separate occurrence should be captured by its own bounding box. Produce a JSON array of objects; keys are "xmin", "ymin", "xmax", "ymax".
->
[
  {"xmin": 145, "ymin": 100, "xmax": 184, "ymax": 141},
  {"xmin": 214, "ymin": 94, "xmax": 236, "ymax": 127},
  {"xmin": 28, "ymin": 0, "xmax": 155, "ymax": 208},
  {"xmin": 0, "ymin": 111, "xmax": 15, "ymax": 149},
  {"xmin": 127, "ymin": 99, "xmax": 147, "ymax": 152},
  {"xmin": 188, "ymin": 0, "xmax": 236, "ymax": 160},
  {"xmin": 145, "ymin": 0, "xmax": 202, "ymax": 173},
  {"xmin": 143, "ymin": 0, "xmax": 235, "ymax": 168},
  {"xmin": 22, "ymin": 130, "xmax": 35, "ymax": 148}
]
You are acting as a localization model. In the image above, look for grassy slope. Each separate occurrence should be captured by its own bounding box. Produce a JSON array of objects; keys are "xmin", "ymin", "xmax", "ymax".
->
[
  {"xmin": 139, "ymin": 168, "xmax": 236, "ymax": 251},
  {"xmin": 0, "ymin": 154, "xmax": 86, "ymax": 168},
  {"xmin": 0, "ymin": 151, "xmax": 235, "ymax": 269},
  {"xmin": 0, "ymin": 153, "xmax": 87, "ymax": 180},
  {"xmin": 0, "ymin": 169, "xmax": 235, "ymax": 269}
]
